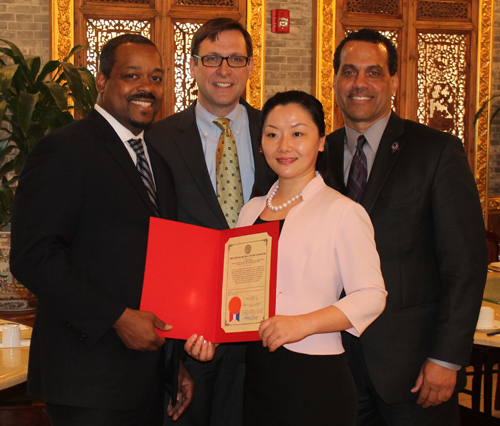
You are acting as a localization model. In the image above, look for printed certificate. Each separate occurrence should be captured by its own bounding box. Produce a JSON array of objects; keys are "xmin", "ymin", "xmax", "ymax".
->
[
  {"xmin": 221, "ymin": 233, "xmax": 272, "ymax": 333},
  {"xmin": 140, "ymin": 218, "xmax": 279, "ymax": 343}
]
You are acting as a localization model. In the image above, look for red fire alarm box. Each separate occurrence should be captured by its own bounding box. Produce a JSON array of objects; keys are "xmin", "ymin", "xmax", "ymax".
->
[{"xmin": 271, "ymin": 9, "xmax": 290, "ymax": 33}]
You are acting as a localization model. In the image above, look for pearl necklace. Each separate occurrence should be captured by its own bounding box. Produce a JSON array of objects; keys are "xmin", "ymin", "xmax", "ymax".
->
[{"xmin": 267, "ymin": 184, "xmax": 302, "ymax": 212}]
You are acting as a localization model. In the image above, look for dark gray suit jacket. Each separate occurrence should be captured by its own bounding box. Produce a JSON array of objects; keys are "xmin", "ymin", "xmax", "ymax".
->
[
  {"xmin": 10, "ymin": 109, "xmax": 177, "ymax": 409},
  {"xmin": 147, "ymin": 99, "xmax": 275, "ymax": 231},
  {"xmin": 326, "ymin": 112, "xmax": 487, "ymax": 404}
]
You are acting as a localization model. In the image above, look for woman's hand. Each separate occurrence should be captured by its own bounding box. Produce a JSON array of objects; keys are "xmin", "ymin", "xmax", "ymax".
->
[
  {"xmin": 184, "ymin": 334, "xmax": 217, "ymax": 361},
  {"xmin": 259, "ymin": 315, "xmax": 310, "ymax": 352}
]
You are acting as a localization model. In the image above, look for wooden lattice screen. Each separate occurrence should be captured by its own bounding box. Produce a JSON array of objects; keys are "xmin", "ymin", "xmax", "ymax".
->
[
  {"xmin": 72, "ymin": 0, "xmax": 247, "ymax": 118},
  {"xmin": 316, "ymin": 0, "xmax": 478, "ymax": 167}
]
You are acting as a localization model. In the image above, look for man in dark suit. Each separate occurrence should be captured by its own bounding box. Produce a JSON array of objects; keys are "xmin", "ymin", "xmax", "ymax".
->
[
  {"xmin": 325, "ymin": 29, "xmax": 487, "ymax": 425},
  {"xmin": 147, "ymin": 18, "xmax": 275, "ymax": 426},
  {"xmin": 10, "ymin": 34, "xmax": 192, "ymax": 426}
]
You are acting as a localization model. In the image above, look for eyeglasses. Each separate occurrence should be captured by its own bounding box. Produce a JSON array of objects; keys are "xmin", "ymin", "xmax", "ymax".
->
[{"xmin": 192, "ymin": 54, "xmax": 250, "ymax": 68}]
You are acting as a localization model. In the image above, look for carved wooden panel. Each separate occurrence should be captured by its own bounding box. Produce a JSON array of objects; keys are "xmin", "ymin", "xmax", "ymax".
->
[
  {"xmin": 85, "ymin": 19, "xmax": 152, "ymax": 75},
  {"xmin": 174, "ymin": 22, "xmax": 202, "ymax": 113},
  {"xmin": 67, "ymin": 0, "xmax": 260, "ymax": 118},
  {"xmin": 317, "ymin": 0, "xmax": 492, "ymax": 218},
  {"xmin": 346, "ymin": 0, "xmax": 400, "ymax": 16},
  {"xmin": 85, "ymin": 0, "xmax": 152, "ymax": 4},
  {"xmin": 417, "ymin": 32, "xmax": 467, "ymax": 140},
  {"xmin": 175, "ymin": 0, "xmax": 234, "ymax": 5},
  {"xmin": 418, "ymin": 1, "xmax": 469, "ymax": 19}
]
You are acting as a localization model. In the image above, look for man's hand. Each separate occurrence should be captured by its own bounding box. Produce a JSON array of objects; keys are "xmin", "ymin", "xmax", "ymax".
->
[
  {"xmin": 184, "ymin": 334, "xmax": 217, "ymax": 361},
  {"xmin": 259, "ymin": 315, "xmax": 310, "ymax": 352},
  {"xmin": 113, "ymin": 308, "xmax": 172, "ymax": 351},
  {"xmin": 167, "ymin": 361, "xmax": 194, "ymax": 421},
  {"xmin": 411, "ymin": 360, "xmax": 457, "ymax": 407}
]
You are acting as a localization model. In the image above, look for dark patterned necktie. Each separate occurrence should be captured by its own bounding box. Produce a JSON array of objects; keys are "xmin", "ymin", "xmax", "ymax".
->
[
  {"xmin": 346, "ymin": 135, "xmax": 368, "ymax": 203},
  {"xmin": 127, "ymin": 138, "xmax": 160, "ymax": 217},
  {"xmin": 213, "ymin": 118, "xmax": 243, "ymax": 228}
]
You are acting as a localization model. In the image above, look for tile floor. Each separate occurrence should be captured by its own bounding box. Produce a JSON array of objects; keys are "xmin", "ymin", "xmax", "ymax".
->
[{"xmin": 460, "ymin": 366, "xmax": 500, "ymax": 418}]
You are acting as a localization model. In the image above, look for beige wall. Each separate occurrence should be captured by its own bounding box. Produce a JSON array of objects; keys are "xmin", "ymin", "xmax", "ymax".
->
[
  {"xmin": 264, "ymin": 0, "xmax": 314, "ymax": 100},
  {"xmin": 0, "ymin": 0, "xmax": 49, "ymax": 63}
]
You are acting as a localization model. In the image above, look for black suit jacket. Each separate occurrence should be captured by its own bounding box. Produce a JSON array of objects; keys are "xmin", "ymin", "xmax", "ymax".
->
[
  {"xmin": 326, "ymin": 112, "xmax": 487, "ymax": 404},
  {"xmin": 146, "ymin": 99, "xmax": 275, "ymax": 231},
  {"xmin": 10, "ymin": 109, "xmax": 177, "ymax": 410}
]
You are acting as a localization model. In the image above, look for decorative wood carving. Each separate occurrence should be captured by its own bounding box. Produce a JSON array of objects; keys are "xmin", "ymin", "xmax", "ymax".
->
[
  {"xmin": 314, "ymin": 0, "xmax": 335, "ymax": 133},
  {"xmin": 50, "ymin": 0, "xmax": 264, "ymax": 114},
  {"xmin": 314, "ymin": 0, "xmax": 494, "ymax": 220},
  {"xmin": 173, "ymin": 22, "xmax": 201, "ymax": 113},
  {"xmin": 476, "ymin": 0, "xmax": 494, "ymax": 219},
  {"xmin": 85, "ymin": 19, "xmax": 152, "ymax": 75},
  {"xmin": 175, "ymin": 0, "xmax": 234, "ymax": 5},
  {"xmin": 246, "ymin": 0, "xmax": 265, "ymax": 110},
  {"xmin": 416, "ymin": 33, "xmax": 467, "ymax": 140},
  {"xmin": 346, "ymin": 0, "xmax": 399, "ymax": 16},
  {"xmin": 50, "ymin": 0, "xmax": 73, "ymax": 62},
  {"xmin": 419, "ymin": 1, "xmax": 469, "ymax": 19}
]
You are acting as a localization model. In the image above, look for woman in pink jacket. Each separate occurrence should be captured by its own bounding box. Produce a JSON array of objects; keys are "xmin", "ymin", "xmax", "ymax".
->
[{"xmin": 237, "ymin": 90, "xmax": 387, "ymax": 425}]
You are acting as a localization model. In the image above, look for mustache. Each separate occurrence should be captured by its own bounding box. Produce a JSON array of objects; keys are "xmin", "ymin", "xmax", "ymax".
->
[
  {"xmin": 128, "ymin": 92, "xmax": 156, "ymax": 102},
  {"xmin": 348, "ymin": 89, "xmax": 371, "ymax": 97}
]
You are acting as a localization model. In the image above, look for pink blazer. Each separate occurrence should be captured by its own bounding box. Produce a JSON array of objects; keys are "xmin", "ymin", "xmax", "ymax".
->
[{"xmin": 237, "ymin": 175, "xmax": 387, "ymax": 355}]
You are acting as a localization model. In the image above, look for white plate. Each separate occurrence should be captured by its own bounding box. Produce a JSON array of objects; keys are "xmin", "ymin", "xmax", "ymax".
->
[{"xmin": 477, "ymin": 320, "xmax": 500, "ymax": 333}]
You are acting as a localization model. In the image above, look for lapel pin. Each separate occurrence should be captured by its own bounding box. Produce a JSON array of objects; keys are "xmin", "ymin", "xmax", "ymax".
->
[{"xmin": 391, "ymin": 142, "xmax": 400, "ymax": 153}]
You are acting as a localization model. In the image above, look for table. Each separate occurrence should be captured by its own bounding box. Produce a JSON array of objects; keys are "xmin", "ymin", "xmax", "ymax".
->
[
  {"xmin": 0, "ymin": 319, "xmax": 32, "ymax": 391},
  {"xmin": 466, "ymin": 271, "xmax": 500, "ymax": 415}
]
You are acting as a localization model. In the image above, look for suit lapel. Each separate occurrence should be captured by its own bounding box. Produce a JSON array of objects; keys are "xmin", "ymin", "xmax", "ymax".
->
[
  {"xmin": 243, "ymin": 99, "xmax": 276, "ymax": 197},
  {"xmin": 361, "ymin": 112, "xmax": 406, "ymax": 214},
  {"xmin": 327, "ymin": 128, "xmax": 348, "ymax": 193},
  {"xmin": 246, "ymin": 101, "xmax": 261, "ymax": 165},
  {"xmin": 87, "ymin": 109, "xmax": 158, "ymax": 216},
  {"xmin": 176, "ymin": 103, "xmax": 228, "ymax": 228}
]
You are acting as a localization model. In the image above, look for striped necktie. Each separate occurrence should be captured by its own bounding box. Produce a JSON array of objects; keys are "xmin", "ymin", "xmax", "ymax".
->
[
  {"xmin": 213, "ymin": 118, "xmax": 243, "ymax": 228},
  {"xmin": 127, "ymin": 138, "xmax": 160, "ymax": 217},
  {"xmin": 346, "ymin": 135, "xmax": 368, "ymax": 203}
]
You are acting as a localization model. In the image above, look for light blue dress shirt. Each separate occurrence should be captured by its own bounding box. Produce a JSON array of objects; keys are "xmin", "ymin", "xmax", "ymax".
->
[{"xmin": 195, "ymin": 101, "xmax": 255, "ymax": 204}]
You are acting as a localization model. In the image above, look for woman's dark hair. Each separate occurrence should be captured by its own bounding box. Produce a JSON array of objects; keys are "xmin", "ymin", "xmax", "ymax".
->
[
  {"xmin": 260, "ymin": 90, "xmax": 344, "ymax": 193},
  {"xmin": 260, "ymin": 90, "xmax": 325, "ymax": 137},
  {"xmin": 99, "ymin": 34, "xmax": 156, "ymax": 78}
]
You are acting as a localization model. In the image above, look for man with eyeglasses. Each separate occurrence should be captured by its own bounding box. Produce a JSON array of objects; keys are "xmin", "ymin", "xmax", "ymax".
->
[{"xmin": 147, "ymin": 18, "xmax": 275, "ymax": 426}]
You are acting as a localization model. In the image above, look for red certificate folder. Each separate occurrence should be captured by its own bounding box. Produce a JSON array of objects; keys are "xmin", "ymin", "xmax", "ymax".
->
[{"xmin": 140, "ymin": 218, "xmax": 279, "ymax": 343}]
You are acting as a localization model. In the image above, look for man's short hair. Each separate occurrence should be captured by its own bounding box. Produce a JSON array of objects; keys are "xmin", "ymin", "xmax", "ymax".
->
[
  {"xmin": 191, "ymin": 18, "xmax": 253, "ymax": 59},
  {"xmin": 99, "ymin": 34, "xmax": 156, "ymax": 78},
  {"xmin": 333, "ymin": 28, "xmax": 398, "ymax": 76}
]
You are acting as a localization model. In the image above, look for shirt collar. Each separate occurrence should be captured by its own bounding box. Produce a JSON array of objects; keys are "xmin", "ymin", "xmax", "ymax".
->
[
  {"xmin": 195, "ymin": 101, "xmax": 242, "ymax": 134},
  {"xmin": 94, "ymin": 104, "xmax": 145, "ymax": 142},
  {"xmin": 345, "ymin": 111, "xmax": 391, "ymax": 154}
]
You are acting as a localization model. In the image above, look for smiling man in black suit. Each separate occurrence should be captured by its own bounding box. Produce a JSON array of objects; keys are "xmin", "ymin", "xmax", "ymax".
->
[
  {"xmin": 325, "ymin": 29, "xmax": 487, "ymax": 425},
  {"xmin": 10, "ymin": 34, "xmax": 192, "ymax": 426}
]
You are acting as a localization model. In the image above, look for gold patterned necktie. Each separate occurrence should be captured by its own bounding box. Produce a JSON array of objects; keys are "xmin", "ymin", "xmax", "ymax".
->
[{"xmin": 213, "ymin": 118, "xmax": 243, "ymax": 228}]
